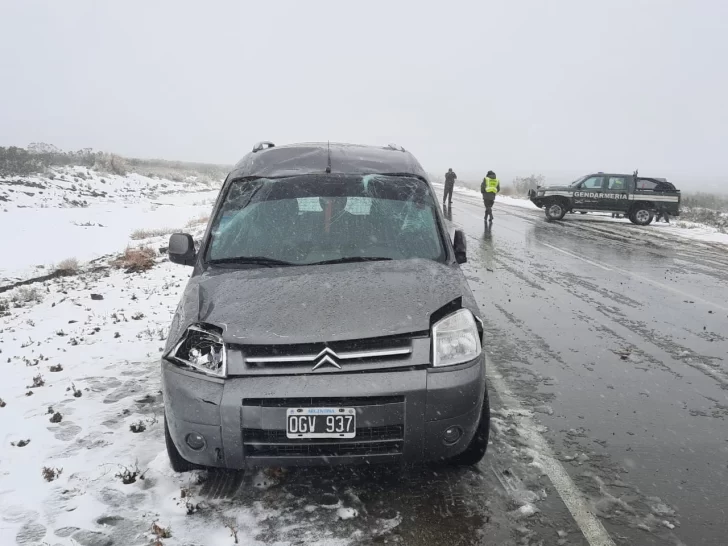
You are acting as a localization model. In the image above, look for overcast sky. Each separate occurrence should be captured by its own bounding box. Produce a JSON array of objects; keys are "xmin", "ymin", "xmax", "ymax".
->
[{"xmin": 1, "ymin": 1, "xmax": 726, "ymax": 187}]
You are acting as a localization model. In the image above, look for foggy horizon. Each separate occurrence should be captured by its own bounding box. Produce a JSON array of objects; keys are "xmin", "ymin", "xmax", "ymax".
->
[{"xmin": 1, "ymin": 1, "xmax": 727, "ymax": 192}]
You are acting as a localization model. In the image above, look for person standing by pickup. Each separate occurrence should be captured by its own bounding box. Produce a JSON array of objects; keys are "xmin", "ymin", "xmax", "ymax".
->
[
  {"xmin": 443, "ymin": 168, "xmax": 457, "ymax": 207},
  {"xmin": 481, "ymin": 170, "xmax": 500, "ymax": 223}
]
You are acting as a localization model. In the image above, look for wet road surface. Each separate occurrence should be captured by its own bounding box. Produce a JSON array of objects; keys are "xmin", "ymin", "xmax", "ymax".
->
[
  {"xmin": 448, "ymin": 195, "xmax": 728, "ymax": 545},
  {"xmin": 209, "ymin": 195, "xmax": 727, "ymax": 545}
]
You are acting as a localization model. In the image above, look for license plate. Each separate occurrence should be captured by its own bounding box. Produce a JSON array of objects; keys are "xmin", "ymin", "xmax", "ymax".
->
[{"xmin": 286, "ymin": 408, "xmax": 356, "ymax": 439}]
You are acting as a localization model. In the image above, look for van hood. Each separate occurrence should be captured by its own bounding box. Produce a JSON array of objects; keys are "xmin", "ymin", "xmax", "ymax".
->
[{"xmin": 172, "ymin": 260, "xmax": 478, "ymax": 345}]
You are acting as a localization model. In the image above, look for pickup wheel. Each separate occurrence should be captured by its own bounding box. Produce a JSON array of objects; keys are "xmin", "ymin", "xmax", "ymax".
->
[
  {"xmin": 448, "ymin": 386, "xmax": 490, "ymax": 466},
  {"xmin": 630, "ymin": 205, "xmax": 654, "ymax": 226},
  {"xmin": 544, "ymin": 200, "xmax": 568, "ymax": 221}
]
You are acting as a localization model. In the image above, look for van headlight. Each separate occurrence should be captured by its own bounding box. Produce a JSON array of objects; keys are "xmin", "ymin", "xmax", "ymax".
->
[
  {"xmin": 168, "ymin": 324, "xmax": 226, "ymax": 378},
  {"xmin": 432, "ymin": 309, "xmax": 482, "ymax": 367}
]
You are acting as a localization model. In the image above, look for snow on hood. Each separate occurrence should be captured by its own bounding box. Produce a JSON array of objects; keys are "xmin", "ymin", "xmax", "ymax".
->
[{"xmin": 172, "ymin": 259, "xmax": 476, "ymax": 345}]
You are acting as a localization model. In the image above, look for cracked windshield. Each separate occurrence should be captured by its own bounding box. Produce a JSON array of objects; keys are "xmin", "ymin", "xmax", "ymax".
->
[{"xmin": 1, "ymin": 2, "xmax": 727, "ymax": 546}]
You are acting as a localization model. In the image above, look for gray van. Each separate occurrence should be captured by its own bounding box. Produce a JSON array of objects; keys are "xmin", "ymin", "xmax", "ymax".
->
[{"xmin": 162, "ymin": 142, "xmax": 490, "ymax": 471}]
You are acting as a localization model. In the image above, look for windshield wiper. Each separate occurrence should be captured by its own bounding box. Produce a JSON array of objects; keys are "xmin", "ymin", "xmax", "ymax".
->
[
  {"xmin": 208, "ymin": 256, "xmax": 295, "ymax": 267},
  {"xmin": 308, "ymin": 256, "xmax": 393, "ymax": 265}
]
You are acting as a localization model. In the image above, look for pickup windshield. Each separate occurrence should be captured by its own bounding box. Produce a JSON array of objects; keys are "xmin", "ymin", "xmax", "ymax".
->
[{"xmin": 206, "ymin": 174, "xmax": 446, "ymax": 266}]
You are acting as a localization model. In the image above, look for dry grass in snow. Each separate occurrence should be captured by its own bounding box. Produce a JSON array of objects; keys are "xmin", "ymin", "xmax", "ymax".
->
[
  {"xmin": 185, "ymin": 215, "xmax": 210, "ymax": 228},
  {"xmin": 130, "ymin": 227, "xmax": 177, "ymax": 240},
  {"xmin": 55, "ymin": 257, "xmax": 79, "ymax": 273},
  {"xmin": 113, "ymin": 246, "xmax": 157, "ymax": 273}
]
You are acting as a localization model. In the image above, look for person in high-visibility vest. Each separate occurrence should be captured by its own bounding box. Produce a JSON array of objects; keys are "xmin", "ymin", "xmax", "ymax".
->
[{"xmin": 480, "ymin": 170, "xmax": 500, "ymax": 222}]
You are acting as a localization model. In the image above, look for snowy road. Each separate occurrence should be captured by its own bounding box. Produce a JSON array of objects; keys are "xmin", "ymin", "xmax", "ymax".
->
[{"xmin": 2, "ymin": 193, "xmax": 727, "ymax": 545}]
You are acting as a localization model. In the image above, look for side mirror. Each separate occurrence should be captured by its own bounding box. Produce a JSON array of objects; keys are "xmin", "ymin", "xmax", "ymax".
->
[
  {"xmin": 169, "ymin": 233, "xmax": 196, "ymax": 266},
  {"xmin": 453, "ymin": 230, "xmax": 467, "ymax": 264}
]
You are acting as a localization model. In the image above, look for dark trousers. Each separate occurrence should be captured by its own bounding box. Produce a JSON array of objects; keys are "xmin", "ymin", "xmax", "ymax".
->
[
  {"xmin": 443, "ymin": 183, "xmax": 454, "ymax": 204},
  {"xmin": 483, "ymin": 193, "xmax": 495, "ymax": 218}
]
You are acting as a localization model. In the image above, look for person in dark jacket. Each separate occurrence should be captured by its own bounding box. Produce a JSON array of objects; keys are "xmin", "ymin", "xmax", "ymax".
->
[
  {"xmin": 481, "ymin": 170, "xmax": 500, "ymax": 223},
  {"xmin": 655, "ymin": 204, "xmax": 671, "ymax": 223},
  {"xmin": 443, "ymin": 168, "xmax": 457, "ymax": 206}
]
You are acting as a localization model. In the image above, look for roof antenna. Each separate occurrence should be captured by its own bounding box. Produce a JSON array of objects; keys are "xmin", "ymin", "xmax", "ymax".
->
[{"xmin": 325, "ymin": 141, "xmax": 332, "ymax": 174}]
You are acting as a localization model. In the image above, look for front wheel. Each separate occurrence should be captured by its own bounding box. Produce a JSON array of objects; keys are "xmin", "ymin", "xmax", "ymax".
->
[
  {"xmin": 545, "ymin": 202, "xmax": 567, "ymax": 221},
  {"xmin": 448, "ymin": 387, "xmax": 490, "ymax": 466}
]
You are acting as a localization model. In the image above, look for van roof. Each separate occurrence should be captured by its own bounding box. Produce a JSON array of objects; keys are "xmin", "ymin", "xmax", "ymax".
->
[{"xmin": 228, "ymin": 142, "xmax": 428, "ymax": 180}]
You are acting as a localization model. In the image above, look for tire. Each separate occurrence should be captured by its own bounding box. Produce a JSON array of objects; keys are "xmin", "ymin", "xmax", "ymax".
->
[
  {"xmin": 165, "ymin": 414, "xmax": 194, "ymax": 472},
  {"xmin": 448, "ymin": 386, "xmax": 490, "ymax": 466},
  {"xmin": 630, "ymin": 205, "xmax": 654, "ymax": 226},
  {"xmin": 544, "ymin": 201, "xmax": 567, "ymax": 221}
]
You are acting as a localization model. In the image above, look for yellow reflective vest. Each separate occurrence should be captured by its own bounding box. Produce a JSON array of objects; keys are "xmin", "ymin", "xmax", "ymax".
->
[{"xmin": 483, "ymin": 177, "xmax": 500, "ymax": 193}]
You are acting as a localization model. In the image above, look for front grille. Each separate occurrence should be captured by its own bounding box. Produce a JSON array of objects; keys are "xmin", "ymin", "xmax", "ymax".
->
[
  {"xmin": 245, "ymin": 441, "xmax": 402, "ymax": 457},
  {"xmin": 243, "ymin": 424, "xmax": 405, "ymax": 458},
  {"xmin": 242, "ymin": 396, "xmax": 404, "ymax": 408},
  {"xmin": 237, "ymin": 334, "xmax": 419, "ymax": 370},
  {"xmin": 243, "ymin": 424, "xmax": 403, "ymax": 443}
]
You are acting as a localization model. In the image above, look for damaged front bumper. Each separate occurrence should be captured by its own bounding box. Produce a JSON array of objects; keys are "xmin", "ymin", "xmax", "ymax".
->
[
  {"xmin": 527, "ymin": 189, "xmax": 544, "ymax": 208},
  {"xmin": 161, "ymin": 356, "xmax": 486, "ymax": 469}
]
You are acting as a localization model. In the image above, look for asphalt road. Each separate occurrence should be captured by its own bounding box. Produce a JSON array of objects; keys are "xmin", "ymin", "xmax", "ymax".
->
[
  {"xmin": 208, "ymin": 195, "xmax": 727, "ymax": 546},
  {"xmin": 448, "ymin": 194, "xmax": 728, "ymax": 545}
]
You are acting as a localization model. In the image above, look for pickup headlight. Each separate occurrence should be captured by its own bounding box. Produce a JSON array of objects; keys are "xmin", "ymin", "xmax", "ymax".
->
[
  {"xmin": 432, "ymin": 309, "xmax": 482, "ymax": 367},
  {"xmin": 169, "ymin": 324, "xmax": 226, "ymax": 378}
]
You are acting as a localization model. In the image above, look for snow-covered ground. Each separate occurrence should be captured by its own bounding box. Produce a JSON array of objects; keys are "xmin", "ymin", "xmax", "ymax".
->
[
  {"xmin": 0, "ymin": 237, "xmax": 280, "ymax": 546},
  {"xmin": 1, "ymin": 167, "xmax": 220, "ymax": 284},
  {"xmin": 433, "ymin": 182, "xmax": 728, "ymax": 245}
]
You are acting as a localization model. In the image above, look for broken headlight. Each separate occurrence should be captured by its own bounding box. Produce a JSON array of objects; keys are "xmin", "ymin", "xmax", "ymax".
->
[
  {"xmin": 169, "ymin": 324, "xmax": 226, "ymax": 378},
  {"xmin": 432, "ymin": 309, "xmax": 482, "ymax": 367}
]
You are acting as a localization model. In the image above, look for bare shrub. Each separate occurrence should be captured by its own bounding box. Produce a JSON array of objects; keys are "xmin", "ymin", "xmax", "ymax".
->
[
  {"xmin": 12, "ymin": 439, "xmax": 30, "ymax": 447},
  {"xmin": 94, "ymin": 153, "xmax": 128, "ymax": 176},
  {"xmin": 185, "ymin": 215, "xmax": 210, "ymax": 228},
  {"xmin": 112, "ymin": 247, "xmax": 156, "ymax": 273},
  {"xmin": 49, "ymin": 411, "xmax": 63, "ymax": 423},
  {"xmin": 224, "ymin": 519, "xmax": 239, "ymax": 544},
  {"xmin": 49, "ymin": 364, "xmax": 63, "ymax": 372},
  {"xmin": 28, "ymin": 373, "xmax": 45, "ymax": 388},
  {"xmin": 0, "ymin": 299, "xmax": 8, "ymax": 315},
  {"xmin": 11, "ymin": 286, "xmax": 43, "ymax": 304},
  {"xmin": 42, "ymin": 467, "xmax": 63, "ymax": 482},
  {"xmin": 151, "ymin": 522, "xmax": 172, "ymax": 541},
  {"xmin": 115, "ymin": 462, "xmax": 146, "ymax": 484},
  {"xmin": 130, "ymin": 420, "xmax": 146, "ymax": 433},
  {"xmin": 0, "ymin": 398, "xmax": 6, "ymax": 408},
  {"xmin": 679, "ymin": 207, "xmax": 728, "ymax": 231},
  {"xmin": 130, "ymin": 227, "xmax": 176, "ymax": 240},
  {"xmin": 512, "ymin": 174, "xmax": 544, "ymax": 195},
  {"xmin": 56, "ymin": 257, "xmax": 79, "ymax": 273}
]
